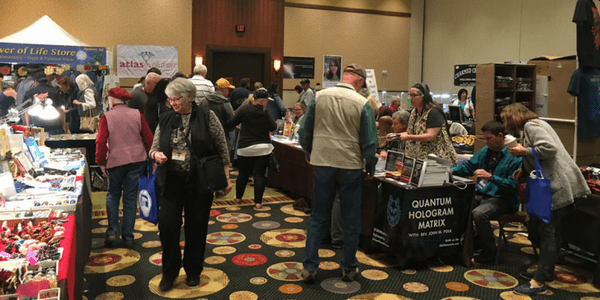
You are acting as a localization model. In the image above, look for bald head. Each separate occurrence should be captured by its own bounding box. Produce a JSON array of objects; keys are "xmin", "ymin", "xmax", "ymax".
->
[{"xmin": 144, "ymin": 72, "xmax": 161, "ymax": 93}]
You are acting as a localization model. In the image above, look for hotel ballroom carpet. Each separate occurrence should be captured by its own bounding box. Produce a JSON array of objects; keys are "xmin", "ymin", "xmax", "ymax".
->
[{"xmin": 83, "ymin": 174, "xmax": 600, "ymax": 300}]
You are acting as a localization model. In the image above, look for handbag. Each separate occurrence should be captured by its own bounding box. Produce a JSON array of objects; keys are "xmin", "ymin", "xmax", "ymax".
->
[
  {"xmin": 195, "ymin": 154, "xmax": 228, "ymax": 193},
  {"xmin": 526, "ymin": 148, "xmax": 553, "ymax": 224},
  {"xmin": 138, "ymin": 159, "xmax": 158, "ymax": 224},
  {"xmin": 268, "ymin": 152, "xmax": 280, "ymax": 172},
  {"xmin": 80, "ymin": 109, "xmax": 99, "ymax": 133}
]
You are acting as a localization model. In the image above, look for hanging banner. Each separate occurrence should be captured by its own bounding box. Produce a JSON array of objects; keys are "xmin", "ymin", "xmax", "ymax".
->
[
  {"xmin": 117, "ymin": 45, "xmax": 178, "ymax": 78},
  {"xmin": 365, "ymin": 69, "xmax": 380, "ymax": 102},
  {"xmin": 454, "ymin": 64, "xmax": 477, "ymax": 86},
  {"xmin": 0, "ymin": 42, "xmax": 106, "ymax": 66}
]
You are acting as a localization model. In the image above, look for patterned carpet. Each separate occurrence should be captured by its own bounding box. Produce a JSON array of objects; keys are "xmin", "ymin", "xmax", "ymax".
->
[{"xmin": 84, "ymin": 170, "xmax": 600, "ymax": 299}]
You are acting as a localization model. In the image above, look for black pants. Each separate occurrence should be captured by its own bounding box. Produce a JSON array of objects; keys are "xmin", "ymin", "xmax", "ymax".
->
[
  {"xmin": 236, "ymin": 154, "xmax": 270, "ymax": 204},
  {"xmin": 158, "ymin": 174, "xmax": 213, "ymax": 280}
]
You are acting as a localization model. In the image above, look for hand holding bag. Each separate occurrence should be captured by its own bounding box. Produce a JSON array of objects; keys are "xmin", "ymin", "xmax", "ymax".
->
[
  {"xmin": 526, "ymin": 148, "xmax": 553, "ymax": 224},
  {"xmin": 80, "ymin": 109, "xmax": 99, "ymax": 133},
  {"xmin": 138, "ymin": 159, "xmax": 158, "ymax": 224}
]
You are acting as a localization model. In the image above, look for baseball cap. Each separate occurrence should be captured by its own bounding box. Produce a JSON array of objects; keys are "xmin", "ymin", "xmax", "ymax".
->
[
  {"xmin": 215, "ymin": 78, "xmax": 235, "ymax": 89},
  {"xmin": 343, "ymin": 63, "xmax": 367, "ymax": 88},
  {"xmin": 254, "ymin": 88, "xmax": 273, "ymax": 101}
]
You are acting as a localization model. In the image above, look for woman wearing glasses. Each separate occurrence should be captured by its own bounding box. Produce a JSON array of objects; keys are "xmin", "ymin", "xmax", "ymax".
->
[
  {"xmin": 399, "ymin": 83, "xmax": 457, "ymax": 165},
  {"xmin": 149, "ymin": 78, "xmax": 232, "ymax": 292}
]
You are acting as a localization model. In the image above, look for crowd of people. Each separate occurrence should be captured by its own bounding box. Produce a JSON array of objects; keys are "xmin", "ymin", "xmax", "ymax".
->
[{"xmin": 2, "ymin": 61, "xmax": 590, "ymax": 297}]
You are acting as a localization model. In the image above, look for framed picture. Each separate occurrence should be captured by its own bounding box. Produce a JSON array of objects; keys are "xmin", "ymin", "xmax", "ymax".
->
[
  {"xmin": 283, "ymin": 56, "xmax": 314, "ymax": 79},
  {"xmin": 385, "ymin": 150, "xmax": 404, "ymax": 172}
]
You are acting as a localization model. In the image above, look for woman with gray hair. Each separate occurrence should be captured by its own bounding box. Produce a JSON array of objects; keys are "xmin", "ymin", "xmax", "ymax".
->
[
  {"xmin": 68, "ymin": 74, "xmax": 98, "ymax": 132},
  {"xmin": 378, "ymin": 109, "xmax": 411, "ymax": 160},
  {"xmin": 149, "ymin": 78, "xmax": 232, "ymax": 291}
]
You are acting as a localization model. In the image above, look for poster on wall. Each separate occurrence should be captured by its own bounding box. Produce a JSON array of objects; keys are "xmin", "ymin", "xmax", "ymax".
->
[
  {"xmin": 117, "ymin": 45, "xmax": 178, "ymax": 78},
  {"xmin": 283, "ymin": 56, "xmax": 314, "ymax": 79},
  {"xmin": 365, "ymin": 69, "xmax": 380, "ymax": 102},
  {"xmin": 0, "ymin": 42, "xmax": 106, "ymax": 67},
  {"xmin": 454, "ymin": 64, "xmax": 477, "ymax": 86},
  {"xmin": 323, "ymin": 55, "xmax": 342, "ymax": 89}
]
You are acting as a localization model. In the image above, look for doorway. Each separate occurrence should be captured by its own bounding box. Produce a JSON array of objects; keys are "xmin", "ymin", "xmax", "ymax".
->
[{"xmin": 208, "ymin": 48, "xmax": 269, "ymax": 91}]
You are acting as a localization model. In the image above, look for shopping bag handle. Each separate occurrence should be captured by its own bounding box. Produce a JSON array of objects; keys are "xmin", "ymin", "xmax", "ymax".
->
[{"xmin": 530, "ymin": 148, "xmax": 546, "ymax": 180}]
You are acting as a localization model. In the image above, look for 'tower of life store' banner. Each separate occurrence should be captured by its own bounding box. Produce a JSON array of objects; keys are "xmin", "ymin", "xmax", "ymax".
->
[{"xmin": 117, "ymin": 45, "xmax": 178, "ymax": 78}]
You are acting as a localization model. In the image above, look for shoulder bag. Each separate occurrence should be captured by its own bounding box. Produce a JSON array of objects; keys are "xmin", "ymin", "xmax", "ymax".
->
[
  {"xmin": 80, "ymin": 109, "xmax": 99, "ymax": 133},
  {"xmin": 138, "ymin": 159, "xmax": 158, "ymax": 224},
  {"xmin": 192, "ymin": 107, "xmax": 228, "ymax": 194},
  {"xmin": 526, "ymin": 148, "xmax": 553, "ymax": 224}
]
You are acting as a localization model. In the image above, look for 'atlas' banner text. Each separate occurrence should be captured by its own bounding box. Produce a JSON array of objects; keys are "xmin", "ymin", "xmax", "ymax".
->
[{"xmin": 117, "ymin": 45, "xmax": 178, "ymax": 78}]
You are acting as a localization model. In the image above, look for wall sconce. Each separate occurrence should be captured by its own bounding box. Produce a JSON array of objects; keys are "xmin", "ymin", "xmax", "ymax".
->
[
  {"xmin": 195, "ymin": 56, "xmax": 203, "ymax": 66},
  {"xmin": 274, "ymin": 59, "xmax": 281, "ymax": 72}
]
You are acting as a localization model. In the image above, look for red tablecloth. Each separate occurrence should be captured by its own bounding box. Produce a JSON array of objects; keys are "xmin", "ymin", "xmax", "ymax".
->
[{"xmin": 58, "ymin": 215, "xmax": 76, "ymax": 300}]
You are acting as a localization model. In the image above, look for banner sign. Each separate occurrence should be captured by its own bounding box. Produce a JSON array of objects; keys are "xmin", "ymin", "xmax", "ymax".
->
[
  {"xmin": 454, "ymin": 64, "xmax": 477, "ymax": 86},
  {"xmin": 283, "ymin": 56, "xmax": 314, "ymax": 79},
  {"xmin": 117, "ymin": 45, "xmax": 178, "ymax": 78},
  {"xmin": 371, "ymin": 182, "xmax": 474, "ymax": 259},
  {"xmin": 0, "ymin": 42, "xmax": 106, "ymax": 66},
  {"xmin": 365, "ymin": 69, "xmax": 380, "ymax": 102}
]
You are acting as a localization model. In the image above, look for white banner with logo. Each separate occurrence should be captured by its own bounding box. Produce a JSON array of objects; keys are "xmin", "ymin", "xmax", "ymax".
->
[{"xmin": 117, "ymin": 45, "xmax": 178, "ymax": 78}]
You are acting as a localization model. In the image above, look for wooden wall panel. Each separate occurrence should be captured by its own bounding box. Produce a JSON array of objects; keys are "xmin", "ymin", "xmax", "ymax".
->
[{"xmin": 192, "ymin": 0, "xmax": 284, "ymax": 87}]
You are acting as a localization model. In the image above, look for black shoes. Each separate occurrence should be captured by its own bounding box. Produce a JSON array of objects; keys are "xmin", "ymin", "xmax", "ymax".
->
[
  {"xmin": 104, "ymin": 236, "xmax": 115, "ymax": 248},
  {"xmin": 159, "ymin": 276, "xmax": 175, "ymax": 292},
  {"xmin": 342, "ymin": 267, "xmax": 360, "ymax": 282},
  {"xmin": 186, "ymin": 275, "xmax": 200, "ymax": 287}
]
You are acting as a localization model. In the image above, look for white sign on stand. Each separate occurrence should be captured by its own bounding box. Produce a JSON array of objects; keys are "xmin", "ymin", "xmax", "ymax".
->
[{"xmin": 365, "ymin": 69, "xmax": 379, "ymax": 102}]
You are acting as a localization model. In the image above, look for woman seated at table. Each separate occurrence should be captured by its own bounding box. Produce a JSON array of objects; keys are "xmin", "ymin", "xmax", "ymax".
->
[
  {"xmin": 379, "ymin": 109, "xmax": 411, "ymax": 160},
  {"xmin": 399, "ymin": 83, "xmax": 457, "ymax": 165}
]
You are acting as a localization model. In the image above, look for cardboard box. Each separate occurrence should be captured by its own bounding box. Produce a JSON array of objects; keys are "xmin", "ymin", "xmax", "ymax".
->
[{"xmin": 528, "ymin": 55, "xmax": 577, "ymax": 120}]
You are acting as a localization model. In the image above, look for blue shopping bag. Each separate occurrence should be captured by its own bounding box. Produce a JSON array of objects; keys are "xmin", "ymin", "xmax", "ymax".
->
[
  {"xmin": 526, "ymin": 148, "xmax": 552, "ymax": 224},
  {"xmin": 138, "ymin": 159, "xmax": 158, "ymax": 225}
]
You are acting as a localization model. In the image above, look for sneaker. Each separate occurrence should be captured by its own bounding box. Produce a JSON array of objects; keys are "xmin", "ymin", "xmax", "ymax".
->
[
  {"xmin": 519, "ymin": 271, "xmax": 554, "ymax": 283},
  {"xmin": 342, "ymin": 267, "xmax": 360, "ymax": 282},
  {"xmin": 514, "ymin": 282, "xmax": 547, "ymax": 295},
  {"xmin": 301, "ymin": 268, "xmax": 317, "ymax": 284},
  {"xmin": 104, "ymin": 236, "xmax": 115, "ymax": 248}
]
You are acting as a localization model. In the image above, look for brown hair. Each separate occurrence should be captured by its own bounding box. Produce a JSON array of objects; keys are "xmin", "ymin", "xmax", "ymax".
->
[
  {"xmin": 377, "ymin": 116, "xmax": 393, "ymax": 148},
  {"xmin": 500, "ymin": 103, "xmax": 538, "ymax": 133},
  {"xmin": 57, "ymin": 76, "xmax": 74, "ymax": 89}
]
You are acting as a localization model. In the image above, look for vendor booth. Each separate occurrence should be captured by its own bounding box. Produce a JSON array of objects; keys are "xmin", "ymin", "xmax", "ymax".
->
[{"xmin": 0, "ymin": 16, "xmax": 101, "ymax": 300}]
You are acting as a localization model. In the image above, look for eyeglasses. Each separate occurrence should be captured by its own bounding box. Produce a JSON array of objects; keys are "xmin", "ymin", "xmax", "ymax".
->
[
  {"xmin": 167, "ymin": 96, "xmax": 183, "ymax": 102},
  {"xmin": 409, "ymin": 94, "xmax": 421, "ymax": 98}
]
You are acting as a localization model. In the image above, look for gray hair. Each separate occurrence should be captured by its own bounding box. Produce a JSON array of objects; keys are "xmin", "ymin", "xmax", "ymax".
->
[
  {"xmin": 145, "ymin": 72, "xmax": 161, "ymax": 83},
  {"xmin": 392, "ymin": 109, "xmax": 411, "ymax": 125},
  {"xmin": 165, "ymin": 78, "xmax": 196, "ymax": 104},
  {"xmin": 75, "ymin": 74, "xmax": 94, "ymax": 90},
  {"xmin": 193, "ymin": 64, "xmax": 207, "ymax": 75}
]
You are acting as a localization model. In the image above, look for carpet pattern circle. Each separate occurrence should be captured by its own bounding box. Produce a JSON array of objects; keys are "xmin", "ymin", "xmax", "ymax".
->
[
  {"xmin": 361, "ymin": 269, "xmax": 389, "ymax": 280},
  {"xmin": 499, "ymin": 291, "xmax": 532, "ymax": 300},
  {"xmin": 205, "ymin": 256, "xmax": 226, "ymax": 264},
  {"xmin": 284, "ymin": 217, "xmax": 304, "ymax": 223},
  {"xmin": 279, "ymin": 283, "xmax": 303, "ymax": 294},
  {"xmin": 213, "ymin": 246, "xmax": 237, "ymax": 255},
  {"xmin": 347, "ymin": 294, "xmax": 412, "ymax": 300},
  {"xmin": 141, "ymin": 240, "xmax": 161, "ymax": 248},
  {"xmin": 106, "ymin": 275, "xmax": 136, "ymax": 287},
  {"xmin": 318, "ymin": 249, "xmax": 335, "ymax": 258},
  {"xmin": 91, "ymin": 227, "xmax": 107, "ymax": 234},
  {"xmin": 248, "ymin": 244, "xmax": 262, "ymax": 249},
  {"xmin": 206, "ymin": 232, "xmax": 246, "ymax": 245},
  {"xmin": 84, "ymin": 248, "xmax": 140, "ymax": 274},
  {"xmin": 445, "ymin": 281, "xmax": 469, "ymax": 292},
  {"xmin": 428, "ymin": 263, "xmax": 453, "ymax": 272},
  {"xmin": 319, "ymin": 261, "xmax": 340, "ymax": 270},
  {"xmin": 229, "ymin": 291, "xmax": 257, "ymax": 300},
  {"xmin": 255, "ymin": 212, "xmax": 271, "ymax": 218},
  {"xmin": 134, "ymin": 219, "xmax": 159, "ymax": 231},
  {"xmin": 94, "ymin": 292, "xmax": 124, "ymax": 300},
  {"xmin": 320, "ymin": 278, "xmax": 361, "ymax": 294},
  {"xmin": 464, "ymin": 269, "xmax": 518, "ymax": 289},
  {"xmin": 276, "ymin": 250, "xmax": 295, "ymax": 257},
  {"xmin": 356, "ymin": 251, "xmax": 400, "ymax": 268},
  {"xmin": 281, "ymin": 204, "xmax": 310, "ymax": 216},
  {"xmin": 403, "ymin": 282, "xmax": 429, "ymax": 293},
  {"xmin": 222, "ymin": 224, "xmax": 239, "ymax": 230},
  {"xmin": 250, "ymin": 277, "xmax": 268, "ymax": 285},
  {"xmin": 210, "ymin": 210, "xmax": 222, "ymax": 217},
  {"xmin": 266, "ymin": 262, "xmax": 304, "ymax": 281},
  {"xmin": 216, "ymin": 213, "xmax": 252, "ymax": 223},
  {"xmin": 232, "ymin": 253, "xmax": 268, "ymax": 266},
  {"xmin": 252, "ymin": 221, "xmax": 281, "ymax": 229},
  {"xmin": 261, "ymin": 229, "xmax": 307, "ymax": 248},
  {"xmin": 149, "ymin": 268, "xmax": 228, "ymax": 298}
]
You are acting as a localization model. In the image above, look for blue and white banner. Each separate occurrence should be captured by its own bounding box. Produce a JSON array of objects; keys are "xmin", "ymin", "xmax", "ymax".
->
[
  {"xmin": 0, "ymin": 43, "xmax": 106, "ymax": 66},
  {"xmin": 117, "ymin": 45, "xmax": 178, "ymax": 78}
]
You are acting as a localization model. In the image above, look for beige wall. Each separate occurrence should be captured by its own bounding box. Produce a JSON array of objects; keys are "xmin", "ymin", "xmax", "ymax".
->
[
  {"xmin": 420, "ymin": 0, "xmax": 576, "ymax": 95},
  {"xmin": 283, "ymin": 0, "xmax": 411, "ymax": 107},
  {"xmin": 0, "ymin": 0, "xmax": 192, "ymax": 87}
]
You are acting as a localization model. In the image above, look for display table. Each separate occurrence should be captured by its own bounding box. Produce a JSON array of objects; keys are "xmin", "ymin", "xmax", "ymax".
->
[
  {"xmin": 45, "ymin": 134, "xmax": 97, "ymax": 166},
  {"xmin": 267, "ymin": 138, "xmax": 313, "ymax": 201},
  {"xmin": 362, "ymin": 177, "xmax": 476, "ymax": 267}
]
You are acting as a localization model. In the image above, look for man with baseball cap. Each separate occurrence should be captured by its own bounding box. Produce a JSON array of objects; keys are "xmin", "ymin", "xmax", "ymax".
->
[
  {"xmin": 299, "ymin": 63, "xmax": 377, "ymax": 283},
  {"xmin": 96, "ymin": 87, "xmax": 154, "ymax": 248},
  {"xmin": 199, "ymin": 78, "xmax": 235, "ymax": 143},
  {"xmin": 298, "ymin": 78, "xmax": 314, "ymax": 108}
]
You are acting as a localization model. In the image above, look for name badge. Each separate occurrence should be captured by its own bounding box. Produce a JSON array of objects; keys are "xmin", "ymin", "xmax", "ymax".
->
[{"xmin": 172, "ymin": 150, "xmax": 187, "ymax": 161}]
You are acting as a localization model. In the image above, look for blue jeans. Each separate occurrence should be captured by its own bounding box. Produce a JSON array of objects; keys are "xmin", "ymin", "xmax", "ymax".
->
[
  {"xmin": 106, "ymin": 161, "xmax": 146, "ymax": 242},
  {"xmin": 303, "ymin": 166, "xmax": 363, "ymax": 271},
  {"xmin": 472, "ymin": 195, "xmax": 511, "ymax": 253}
]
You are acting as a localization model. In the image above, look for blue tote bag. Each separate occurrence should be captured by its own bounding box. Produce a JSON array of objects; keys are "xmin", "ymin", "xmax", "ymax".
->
[
  {"xmin": 138, "ymin": 159, "xmax": 158, "ymax": 225},
  {"xmin": 526, "ymin": 148, "xmax": 552, "ymax": 224}
]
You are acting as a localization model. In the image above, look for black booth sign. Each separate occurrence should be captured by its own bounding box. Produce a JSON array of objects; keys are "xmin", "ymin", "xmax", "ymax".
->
[
  {"xmin": 454, "ymin": 64, "xmax": 477, "ymax": 86},
  {"xmin": 283, "ymin": 56, "xmax": 314, "ymax": 79},
  {"xmin": 371, "ymin": 182, "xmax": 473, "ymax": 260}
]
